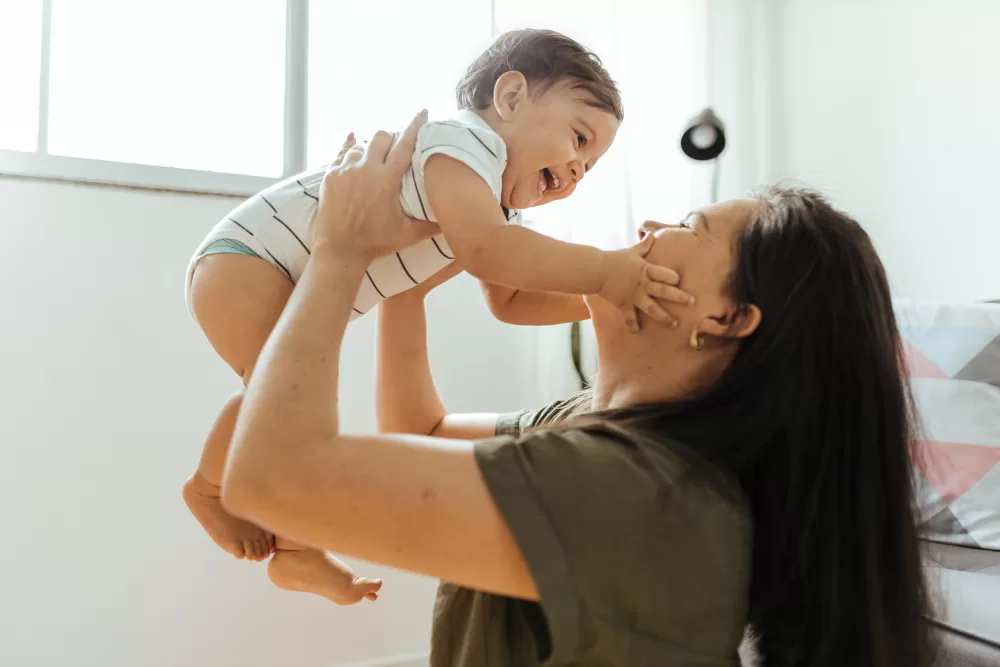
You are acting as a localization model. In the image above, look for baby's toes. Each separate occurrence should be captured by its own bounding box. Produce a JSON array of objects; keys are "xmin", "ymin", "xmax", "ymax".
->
[
  {"xmin": 228, "ymin": 540, "xmax": 247, "ymax": 560},
  {"xmin": 244, "ymin": 539, "xmax": 262, "ymax": 562},
  {"xmin": 355, "ymin": 577, "xmax": 383, "ymax": 602}
]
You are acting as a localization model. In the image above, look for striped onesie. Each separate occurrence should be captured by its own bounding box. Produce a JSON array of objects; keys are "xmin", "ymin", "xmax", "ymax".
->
[{"xmin": 185, "ymin": 110, "xmax": 522, "ymax": 321}]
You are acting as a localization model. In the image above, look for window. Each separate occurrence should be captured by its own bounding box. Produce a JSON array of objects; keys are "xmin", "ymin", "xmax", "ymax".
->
[
  {"xmin": 0, "ymin": 0, "xmax": 289, "ymax": 195},
  {"xmin": 306, "ymin": 0, "xmax": 489, "ymax": 167},
  {"xmin": 0, "ymin": 0, "xmax": 43, "ymax": 152},
  {"xmin": 0, "ymin": 0, "xmax": 701, "ymax": 208},
  {"xmin": 47, "ymin": 0, "xmax": 286, "ymax": 177}
]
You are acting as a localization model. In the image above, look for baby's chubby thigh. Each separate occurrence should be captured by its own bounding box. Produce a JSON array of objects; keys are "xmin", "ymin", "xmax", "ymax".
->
[{"xmin": 188, "ymin": 253, "xmax": 294, "ymax": 381}]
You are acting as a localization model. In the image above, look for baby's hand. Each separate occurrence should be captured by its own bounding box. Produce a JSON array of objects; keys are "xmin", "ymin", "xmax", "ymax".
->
[{"xmin": 597, "ymin": 235, "xmax": 692, "ymax": 333}]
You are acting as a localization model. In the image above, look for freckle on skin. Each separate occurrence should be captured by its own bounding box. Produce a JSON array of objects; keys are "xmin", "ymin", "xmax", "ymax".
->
[
  {"xmin": 421, "ymin": 488, "xmax": 436, "ymax": 501},
  {"xmin": 291, "ymin": 384, "xmax": 299, "ymax": 391}
]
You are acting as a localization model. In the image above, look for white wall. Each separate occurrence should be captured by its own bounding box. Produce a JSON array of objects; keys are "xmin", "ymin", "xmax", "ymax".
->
[
  {"xmin": 760, "ymin": 0, "xmax": 1000, "ymax": 301},
  {"xmin": 0, "ymin": 177, "xmax": 543, "ymax": 667}
]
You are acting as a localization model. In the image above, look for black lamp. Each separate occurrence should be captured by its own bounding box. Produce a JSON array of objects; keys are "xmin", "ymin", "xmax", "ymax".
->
[
  {"xmin": 680, "ymin": 107, "xmax": 726, "ymax": 203},
  {"xmin": 680, "ymin": 107, "xmax": 726, "ymax": 161},
  {"xmin": 568, "ymin": 108, "xmax": 731, "ymax": 391}
]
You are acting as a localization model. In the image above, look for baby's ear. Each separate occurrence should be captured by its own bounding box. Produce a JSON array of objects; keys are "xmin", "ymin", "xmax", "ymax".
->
[{"xmin": 492, "ymin": 71, "xmax": 529, "ymax": 120}]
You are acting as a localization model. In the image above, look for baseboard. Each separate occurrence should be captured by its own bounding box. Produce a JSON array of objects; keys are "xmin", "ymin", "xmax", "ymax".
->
[{"xmin": 334, "ymin": 652, "xmax": 429, "ymax": 667}]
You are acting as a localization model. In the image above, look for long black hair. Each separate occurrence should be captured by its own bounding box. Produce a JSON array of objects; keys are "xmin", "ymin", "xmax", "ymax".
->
[{"xmin": 576, "ymin": 186, "xmax": 934, "ymax": 667}]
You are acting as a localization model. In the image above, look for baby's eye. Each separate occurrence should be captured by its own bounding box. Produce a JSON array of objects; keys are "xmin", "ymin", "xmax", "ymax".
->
[{"xmin": 576, "ymin": 133, "xmax": 587, "ymax": 147}]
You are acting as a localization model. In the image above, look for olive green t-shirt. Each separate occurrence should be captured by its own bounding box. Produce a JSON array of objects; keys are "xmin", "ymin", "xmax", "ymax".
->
[{"xmin": 429, "ymin": 397, "xmax": 753, "ymax": 667}]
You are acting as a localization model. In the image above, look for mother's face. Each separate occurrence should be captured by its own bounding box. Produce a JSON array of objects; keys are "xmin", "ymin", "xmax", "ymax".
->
[{"xmin": 587, "ymin": 198, "xmax": 758, "ymax": 338}]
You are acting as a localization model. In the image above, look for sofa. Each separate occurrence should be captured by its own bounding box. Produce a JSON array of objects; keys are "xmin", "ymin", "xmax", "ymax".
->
[
  {"xmin": 904, "ymin": 300, "xmax": 1000, "ymax": 665},
  {"xmin": 926, "ymin": 542, "xmax": 1000, "ymax": 665}
]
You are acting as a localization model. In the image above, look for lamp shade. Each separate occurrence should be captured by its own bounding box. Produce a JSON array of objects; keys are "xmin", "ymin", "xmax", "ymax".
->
[{"xmin": 680, "ymin": 107, "xmax": 726, "ymax": 161}]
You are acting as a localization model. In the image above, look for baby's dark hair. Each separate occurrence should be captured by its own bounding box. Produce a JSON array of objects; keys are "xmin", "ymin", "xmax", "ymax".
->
[{"xmin": 456, "ymin": 29, "xmax": 623, "ymax": 122}]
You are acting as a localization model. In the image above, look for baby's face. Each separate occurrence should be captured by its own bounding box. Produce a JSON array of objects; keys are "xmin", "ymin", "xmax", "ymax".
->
[{"xmin": 498, "ymin": 80, "xmax": 620, "ymax": 210}]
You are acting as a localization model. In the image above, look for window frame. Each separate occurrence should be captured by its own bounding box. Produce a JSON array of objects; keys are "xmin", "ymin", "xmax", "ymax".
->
[{"xmin": 0, "ymin": 0, "xmax": 310, "ymax": 197}]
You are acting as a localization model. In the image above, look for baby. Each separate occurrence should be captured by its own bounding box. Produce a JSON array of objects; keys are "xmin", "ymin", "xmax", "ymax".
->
[{"xmin": 183, "ymin": 28, "xmax": 685, "ymax": 605}]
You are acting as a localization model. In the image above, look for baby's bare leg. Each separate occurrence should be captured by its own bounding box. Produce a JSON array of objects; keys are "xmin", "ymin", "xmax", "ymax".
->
[
  {"xmin": 183, "ymin": 390, "xmax": 275, "ymax": 561},
  {"xmin": 185, "ymin": 254, "xmax": 381, "ymax": 602}
]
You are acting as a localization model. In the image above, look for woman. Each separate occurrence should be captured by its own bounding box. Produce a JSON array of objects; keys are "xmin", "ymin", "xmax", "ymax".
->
[{"xmin": 221, "ymin": 113, "xmax": 935, "ymax": 667}]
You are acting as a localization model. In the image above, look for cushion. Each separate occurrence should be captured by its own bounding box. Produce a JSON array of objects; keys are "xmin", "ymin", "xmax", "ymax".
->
[
  {"xmin": 925, "ymin": 541, "xmax": 1000, "ymax": 575},
  {"xmin": 896, "ymin": 300, "xmax": 1000, "ymax": 550}
]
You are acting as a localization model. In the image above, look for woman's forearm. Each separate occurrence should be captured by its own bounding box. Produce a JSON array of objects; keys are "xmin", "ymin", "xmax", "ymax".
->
[
  {"xmin": 223, "ymin": 246, "xmax": 365, "ymax": 513},
  {"xmin": 376, "ymin": 295, "xmax": 447, "ymax": 435}
]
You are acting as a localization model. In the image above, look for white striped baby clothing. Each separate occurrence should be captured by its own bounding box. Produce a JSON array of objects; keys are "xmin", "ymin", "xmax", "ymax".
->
[{"xmin": 185, "ymin": 110, "xmax": 522, "ymax": 321}]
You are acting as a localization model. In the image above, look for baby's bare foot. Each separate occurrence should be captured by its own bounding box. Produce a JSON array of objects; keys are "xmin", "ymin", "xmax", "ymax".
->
[
  {"xmin": 183, "ymin": 472, "xmax": 275, "ymax": 561},
  {"xmin": 268, "ymin": 548, "xmax": 382, "ymax": 605}
]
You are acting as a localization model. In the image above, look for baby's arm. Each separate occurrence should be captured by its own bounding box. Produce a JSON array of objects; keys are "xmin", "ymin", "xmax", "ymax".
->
[
  {"xmin": 424, "ymin": 155, "xmax": 688, "ymax": 330},
  {"xmin": 480, "ymin": 283, "xmax": 590, "ymax": 325}
]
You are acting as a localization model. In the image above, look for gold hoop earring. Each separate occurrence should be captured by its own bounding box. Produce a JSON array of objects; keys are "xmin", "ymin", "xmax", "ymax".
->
[{"xmin": 689, "ymin": 327, "xmax": 705, "ymax": 351}]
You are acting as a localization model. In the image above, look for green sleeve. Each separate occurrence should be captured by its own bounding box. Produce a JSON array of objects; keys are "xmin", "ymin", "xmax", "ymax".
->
[
  {"xmin": 474, "ymin": 428, "xmax": 665, "ymax": 663},
  {"xmin": 494, "ymin": 393, "xmax": 589, "ymax": 438}
]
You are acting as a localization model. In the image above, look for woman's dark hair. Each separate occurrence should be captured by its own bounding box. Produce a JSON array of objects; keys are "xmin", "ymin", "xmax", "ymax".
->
[{"xmin": 576, "ymin": 185, "xmax": 935, "ymax": 667}]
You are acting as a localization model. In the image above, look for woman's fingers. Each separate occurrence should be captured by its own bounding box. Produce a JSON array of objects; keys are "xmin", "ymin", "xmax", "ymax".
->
[
  {"xmin": 388, "ymin": 109, "xmax": 428, "ymax": 174},
  {"xmin": 331, "ymin": 132, "xmax": 356, "ymax": 169},
  {"xmin": 343, "ymin": 142, "xmax": 366, "ymax": 165},
  {"xmin": 312, "ymin": 109, "xmax": 432, "ymax": 259},
  {"xmin": 366, "ymin": 130, "xmax": 396, "ymax": 164}
]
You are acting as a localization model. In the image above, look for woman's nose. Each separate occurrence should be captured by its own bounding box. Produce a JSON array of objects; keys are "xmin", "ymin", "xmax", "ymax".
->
[{"xmin": 638, "ymin": 220, "xmax": 667, "ymax": 238}]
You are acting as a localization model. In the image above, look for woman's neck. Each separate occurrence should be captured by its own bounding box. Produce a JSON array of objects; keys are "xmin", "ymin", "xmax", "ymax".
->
[{"xmin": 590, "ymin": 338, "xmax": 735, "ymax": 412}]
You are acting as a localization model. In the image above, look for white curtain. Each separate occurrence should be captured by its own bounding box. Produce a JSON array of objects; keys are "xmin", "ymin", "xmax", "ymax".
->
[{"xmin": 494, "ymin": 0, "xmax": 711, "ymax": 399}]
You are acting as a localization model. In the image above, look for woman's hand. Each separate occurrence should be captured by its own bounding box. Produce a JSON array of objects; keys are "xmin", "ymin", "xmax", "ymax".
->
[{"xmin": 312, "ymin": 110, "xmax": 440, "ymax": 262}]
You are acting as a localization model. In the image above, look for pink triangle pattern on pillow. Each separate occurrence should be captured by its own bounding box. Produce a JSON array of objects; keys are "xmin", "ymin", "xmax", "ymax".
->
[{"xmin": 896, "ymin": 299, "xmax": 1000, "ymax": 550}]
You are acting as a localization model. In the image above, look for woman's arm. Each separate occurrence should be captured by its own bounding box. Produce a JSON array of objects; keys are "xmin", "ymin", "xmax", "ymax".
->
[
  {"xmin": 222, "ymin": 119, "xmax": 538, "ymax": 600},
  {"xmin": 376, "ymin": 265, "xmax": 500, "ymax": 439}
]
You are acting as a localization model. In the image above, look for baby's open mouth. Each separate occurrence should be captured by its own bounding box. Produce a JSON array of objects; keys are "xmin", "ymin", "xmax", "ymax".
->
[{"xmin": 538, "ymin": 168, "xmax": 562, "ymax": 198}]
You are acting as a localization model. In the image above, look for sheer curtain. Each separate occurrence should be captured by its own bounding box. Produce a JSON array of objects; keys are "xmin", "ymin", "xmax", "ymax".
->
[{"xmin": 495, "ymin": 0, "xmax": 710, "ymax": 399}]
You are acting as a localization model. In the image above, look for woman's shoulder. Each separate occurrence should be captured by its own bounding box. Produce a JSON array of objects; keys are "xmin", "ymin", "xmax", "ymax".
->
[
  {"xmin": 471, "ymin": 418, "xmax": 752, "ymax": 666},
  {"xmin": 489, "ymin": 412, "xmax": 749, "ymax": 521},
  {"xmin": 565, "ymin": 420, "xmax": 749, "ymax": 514}
]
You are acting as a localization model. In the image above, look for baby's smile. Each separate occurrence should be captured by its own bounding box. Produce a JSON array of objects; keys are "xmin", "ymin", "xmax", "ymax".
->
[{"xmin": 538, "ymin": 167, "xmax": 564, "ymax": 202}]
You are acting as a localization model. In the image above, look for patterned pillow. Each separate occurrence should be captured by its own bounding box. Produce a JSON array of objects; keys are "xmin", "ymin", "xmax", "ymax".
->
[{"xmin": 896, "ymin": 300, "xmax": 1000, "ymax": 550}]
